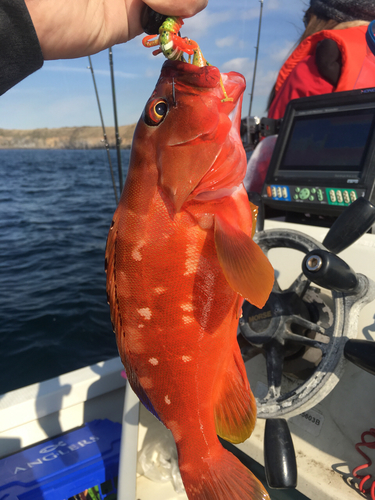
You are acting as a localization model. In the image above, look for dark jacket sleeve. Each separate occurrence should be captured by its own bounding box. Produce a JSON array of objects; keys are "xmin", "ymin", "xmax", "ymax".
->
[
  {"xmin": 315, "ymin": 39, "xmax": 342, "ymax": 87},
  {"xmin": 0, "ymin": 0, "xmax": 43, "ymax": 95}
]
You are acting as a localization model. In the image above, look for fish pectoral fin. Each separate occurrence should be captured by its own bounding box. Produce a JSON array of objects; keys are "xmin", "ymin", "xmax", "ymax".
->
[
  {"xmin": 214, "ymin": 345, "xmax": 256, "ymax": 444},
  {"xmin": 214, "ymin": 214, "xmax": 274, "ymax": 309}
]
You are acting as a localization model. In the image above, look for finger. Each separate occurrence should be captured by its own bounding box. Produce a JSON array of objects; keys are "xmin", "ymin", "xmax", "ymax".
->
[{"xmin": 143, "ymin": 0, "xmax": 208, "ymax": 18}]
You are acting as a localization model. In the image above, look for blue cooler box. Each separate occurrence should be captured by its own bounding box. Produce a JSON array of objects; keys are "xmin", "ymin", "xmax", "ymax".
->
[{"xmin": 0, "ymin": 419, "xmax": 121, "ymax": 499}]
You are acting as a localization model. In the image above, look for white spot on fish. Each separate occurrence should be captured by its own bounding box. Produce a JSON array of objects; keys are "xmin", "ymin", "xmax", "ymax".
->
[
  {"xmin": 126, "ymin": 327, "xmax": 146, "ymax": 353},
  {"xmin": 148, "ymin": 357, "xmax": 159, "ymax": 366},
  {"xmin": 180, "ymin": 462, "xmax": 193, "ymax": 472},
  {"xmin": 180, "ymin": 303, "xmax": 195, "ymax": 312},
  {"xmin": 165, "ymin": 395, "xmax": 171, "ymax": 405},
  {"xmin": 184, "ymin": 244, "xmax": 200, "ymax": 276},
  {"xmin": 197, "ymin": 213, "xmax": 213, "ymax": 229},
  {"xmin": 131, "ymin": 240, "xmax": 145, "ymax": 261},
  {"xmin": 182, "ymin": 355, "xmax": 192, "ymax": 363},
  {"xmin": 182, "ymin": 315, "xmax": 194, "ymax": 325},
  {"xmin": 138, "ymin": 324, "xmax": 145, "ymax": 329},
  {"xmin": 154, "ymin": 286, "xmax": 167, "ymax": 295},
  {"xmin": 167, "ymin": 420, "xmax": 182, "ymax": 442},
  {"xmin": 137, "ymin": 307, "xmax": 152, "ymax": 320},
  {"xmin": 139, "ymin": 377, "xmax": 153, "ymax": 389}
]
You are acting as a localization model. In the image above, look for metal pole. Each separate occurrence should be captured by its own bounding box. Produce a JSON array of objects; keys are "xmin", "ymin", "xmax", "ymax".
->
[
  {"xmin": 248, "ymin": 0, "xmax": 264, "ymax": 117},
  {"xmin": 117, "ymin": 381, "xmax": 140, "ymax": 500},
  {"xmin": 109, "ymin": 47, "xmax": 124, "ymax": 195},
  {"xmin": 88, "ymin": 56, "xmax": 119, "ymax": 205}
]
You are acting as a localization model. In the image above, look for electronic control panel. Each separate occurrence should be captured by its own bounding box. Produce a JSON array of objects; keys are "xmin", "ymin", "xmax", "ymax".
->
[
  {"xmin": 261, "ymin": 89, "xmax": 375, "ymax": 217},
  {"xmin": 264, "ymin": 184, "xmax": 365, "ymax": 209}
]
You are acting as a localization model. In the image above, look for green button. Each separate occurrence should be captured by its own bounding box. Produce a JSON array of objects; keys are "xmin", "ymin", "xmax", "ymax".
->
[
  {"xmin": 309, "ymin": 196, "xmax": 314, "ymax": 201},
  {"xmin": 311, "ymin": 188, "xmax": 316, "ymax": 194},
  {"xmin": 299, "ymin": 188, "xmax": 310, "ymax": 200},
  {"xmin": 295, "ymin": 187, "xmax": 301, "ymax": 193},
  {"xmin": 294, "ymin": 194, "xmax": 299, "ymax": 200}
]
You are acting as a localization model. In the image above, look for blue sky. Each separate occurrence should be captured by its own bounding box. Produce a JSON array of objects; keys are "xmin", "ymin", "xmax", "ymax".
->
[{"xmin": 0, "ymin": 0, "xmax": 308, "ymax": 130}]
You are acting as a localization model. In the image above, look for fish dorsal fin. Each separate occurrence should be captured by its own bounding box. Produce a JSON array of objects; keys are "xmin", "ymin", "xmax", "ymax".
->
[{"xmin": 214, "ymin": 213, "xmax": 274, "ymax": 309}]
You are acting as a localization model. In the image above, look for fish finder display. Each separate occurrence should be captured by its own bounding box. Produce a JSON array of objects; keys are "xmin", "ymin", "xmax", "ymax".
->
[
  {"xmin": 262, "ymin": 89, "xmax": 375, "ymax": 216},
  {"xmin": 279, "ymin": 109, "xmax": 375, "ymax": 177}
]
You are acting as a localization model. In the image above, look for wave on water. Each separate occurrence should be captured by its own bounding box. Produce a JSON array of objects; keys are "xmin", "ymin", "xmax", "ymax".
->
[{"xmin": 0, "ymin": 149, "xmax": 129, "ymax": 394}]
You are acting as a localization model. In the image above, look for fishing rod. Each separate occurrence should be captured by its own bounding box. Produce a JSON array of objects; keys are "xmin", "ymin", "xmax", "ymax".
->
[
  {"xmin": 109, "ymin": 47, "xmax": 124, "ymax": 195},
  {"xmin": 87, "ymin": 56, "xmax": 119, "ymax": 205},
  {"xmin": 248, "ymin": 0, "xmax": 264, "ymax": 117}
]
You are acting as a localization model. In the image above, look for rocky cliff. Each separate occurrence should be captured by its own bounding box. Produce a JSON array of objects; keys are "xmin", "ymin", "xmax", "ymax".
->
[{"xmin": 0, "ymin": 124, "xmax": 137, "ymax": 149}]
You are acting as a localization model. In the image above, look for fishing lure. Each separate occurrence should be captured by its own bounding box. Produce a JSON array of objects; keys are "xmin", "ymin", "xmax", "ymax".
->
[{"xmin": 142, "ymin": 16, "xmax": 233, "ymax": 102}]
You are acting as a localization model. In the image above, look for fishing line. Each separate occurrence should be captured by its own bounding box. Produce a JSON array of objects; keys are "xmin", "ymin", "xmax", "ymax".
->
[
  {"xmin": 109, "ymin": 47, "xmax": 124, "ymax": 195},
  {"xmin": 248, "ymin": 0, "xmax": 264, "ymax": 117},
  {"xmin": 87, "ymin": 56, "xmax": 119, "ymax": 205}
]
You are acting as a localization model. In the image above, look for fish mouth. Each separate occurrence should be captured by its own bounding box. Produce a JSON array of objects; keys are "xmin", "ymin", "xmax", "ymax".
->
[
  {"xmin": 160, "ymin": 60, "xmax": 222, "ymax": 90},
  {"xmin": 157, "ymin": 61, "xmax": 246, "ymax": 212}
]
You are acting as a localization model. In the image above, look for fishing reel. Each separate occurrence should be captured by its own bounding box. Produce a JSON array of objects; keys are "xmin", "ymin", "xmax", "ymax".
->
[{"xmin": 239, "ymin": 197, "xmax": 375, "ymax": 489}]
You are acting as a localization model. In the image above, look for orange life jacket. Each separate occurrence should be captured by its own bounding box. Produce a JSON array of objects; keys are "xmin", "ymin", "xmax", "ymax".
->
[{"xmin": 275, "ymin": 25, "xmax": 368, "ymax": 94}]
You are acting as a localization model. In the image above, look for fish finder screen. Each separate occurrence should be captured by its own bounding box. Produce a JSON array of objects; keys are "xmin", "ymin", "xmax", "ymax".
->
[{"xmin": 278, "ymin": 108, "xmax": 375, "ymax": 178}]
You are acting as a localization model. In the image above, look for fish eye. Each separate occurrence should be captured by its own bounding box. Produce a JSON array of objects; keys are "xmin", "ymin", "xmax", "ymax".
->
[{"xmin": 143, "ymin": 99, "xmax": 168, "ymax": 126}]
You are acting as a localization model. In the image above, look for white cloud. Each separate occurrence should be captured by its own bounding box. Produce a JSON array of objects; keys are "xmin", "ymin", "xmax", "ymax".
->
[
  {"xmin": 144, "ymin": 68, "xmax": 160, "ymax": 78},
  {"xmin": 221, "ymin": 57, "xmax": 254, "ymax": 81},
  {"xmin": 254, "ymin": 70, "xmax": 279, "ymax": 96},
  {"xmin": 269, "ymin": 40, "xmax": 295, "ymax": 63},
  {"xmin": 266, "ymin": 0, "xmax": 281, "ymax": 10},
  {"xmin": 43, "ymin": 65, "xmax": 138, "ymax": 79},
  {"xmin": 242, "ymin": 7, "xmax": 263, "ymax": 20},
  {"xmin": 46, "ymin": 95, "xmax": 94, "ymax": 117},
  {"xmin": 265, "ymin": 0, "xmax": 306, "ymax": 13},
  {"xmin": 183, "ymin": 9, "xmax": 235, "ymax": 38},
  {"xmin": 215, "ymin": 36, "xmax": 236, "ymax": 48}
]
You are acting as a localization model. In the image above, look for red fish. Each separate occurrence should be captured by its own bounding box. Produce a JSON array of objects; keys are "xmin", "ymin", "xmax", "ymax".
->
[{"xmin": 105, "ymin": 60, "xmax": 274, "ymax": 500}]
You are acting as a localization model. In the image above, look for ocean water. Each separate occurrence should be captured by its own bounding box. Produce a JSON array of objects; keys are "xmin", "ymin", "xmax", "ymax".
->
[{"xmin": 0, "ymin": 149, "xmax": 130, "ymax": 394}]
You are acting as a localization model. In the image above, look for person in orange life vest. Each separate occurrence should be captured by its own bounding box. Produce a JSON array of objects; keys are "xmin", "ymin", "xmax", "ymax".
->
[{"xmin": 268, "ymin": 0, "xmax": 375, "ymax": 120}]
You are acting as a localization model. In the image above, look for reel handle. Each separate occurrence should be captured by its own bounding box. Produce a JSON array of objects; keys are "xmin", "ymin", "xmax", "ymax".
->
[
  {"xmin": 264, "ymin": 418, "xmax": 297, "ymax": 489},
  {"xmin": 302, "ymin": 249, "xmax": 359, "ymax": 293},
  {"xmin": 323, "ymin": 197, "xmax": 375, "ymax": 254}
]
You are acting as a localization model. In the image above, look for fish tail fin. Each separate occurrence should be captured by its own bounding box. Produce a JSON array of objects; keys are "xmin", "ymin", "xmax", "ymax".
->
[{"xmin": 181, "ymin": 447, "xmax": 270, "ymax": 500}]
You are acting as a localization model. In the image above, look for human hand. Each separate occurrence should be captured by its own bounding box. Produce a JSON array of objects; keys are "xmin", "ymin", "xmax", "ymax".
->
[{"xmin": 25, "ymin": 0, "xmax": 207, "ymax": 60}]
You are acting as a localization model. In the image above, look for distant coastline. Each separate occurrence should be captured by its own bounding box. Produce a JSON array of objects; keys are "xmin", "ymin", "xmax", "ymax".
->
[{"xmin": 0, "ymin": 124, "xmax": 136, "ymax": 150}]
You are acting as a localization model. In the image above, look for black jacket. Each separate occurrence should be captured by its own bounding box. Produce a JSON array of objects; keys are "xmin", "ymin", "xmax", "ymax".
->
[{"xmin": 0, "ymin": 0, "xmax": 43, "ymax": 95}]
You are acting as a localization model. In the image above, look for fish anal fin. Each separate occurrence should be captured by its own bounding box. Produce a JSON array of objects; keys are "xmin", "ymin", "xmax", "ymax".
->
[
  {"xmin": 182, "ymin": 447, "xmax": 270, "ymax": 500},
  {"xmin": 214, "ymin": 214, "xmax": 274, "ymax": 309},
  {"xmin": 214, "ymin": 345, "xmax": 256, "ymax": 444}
]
